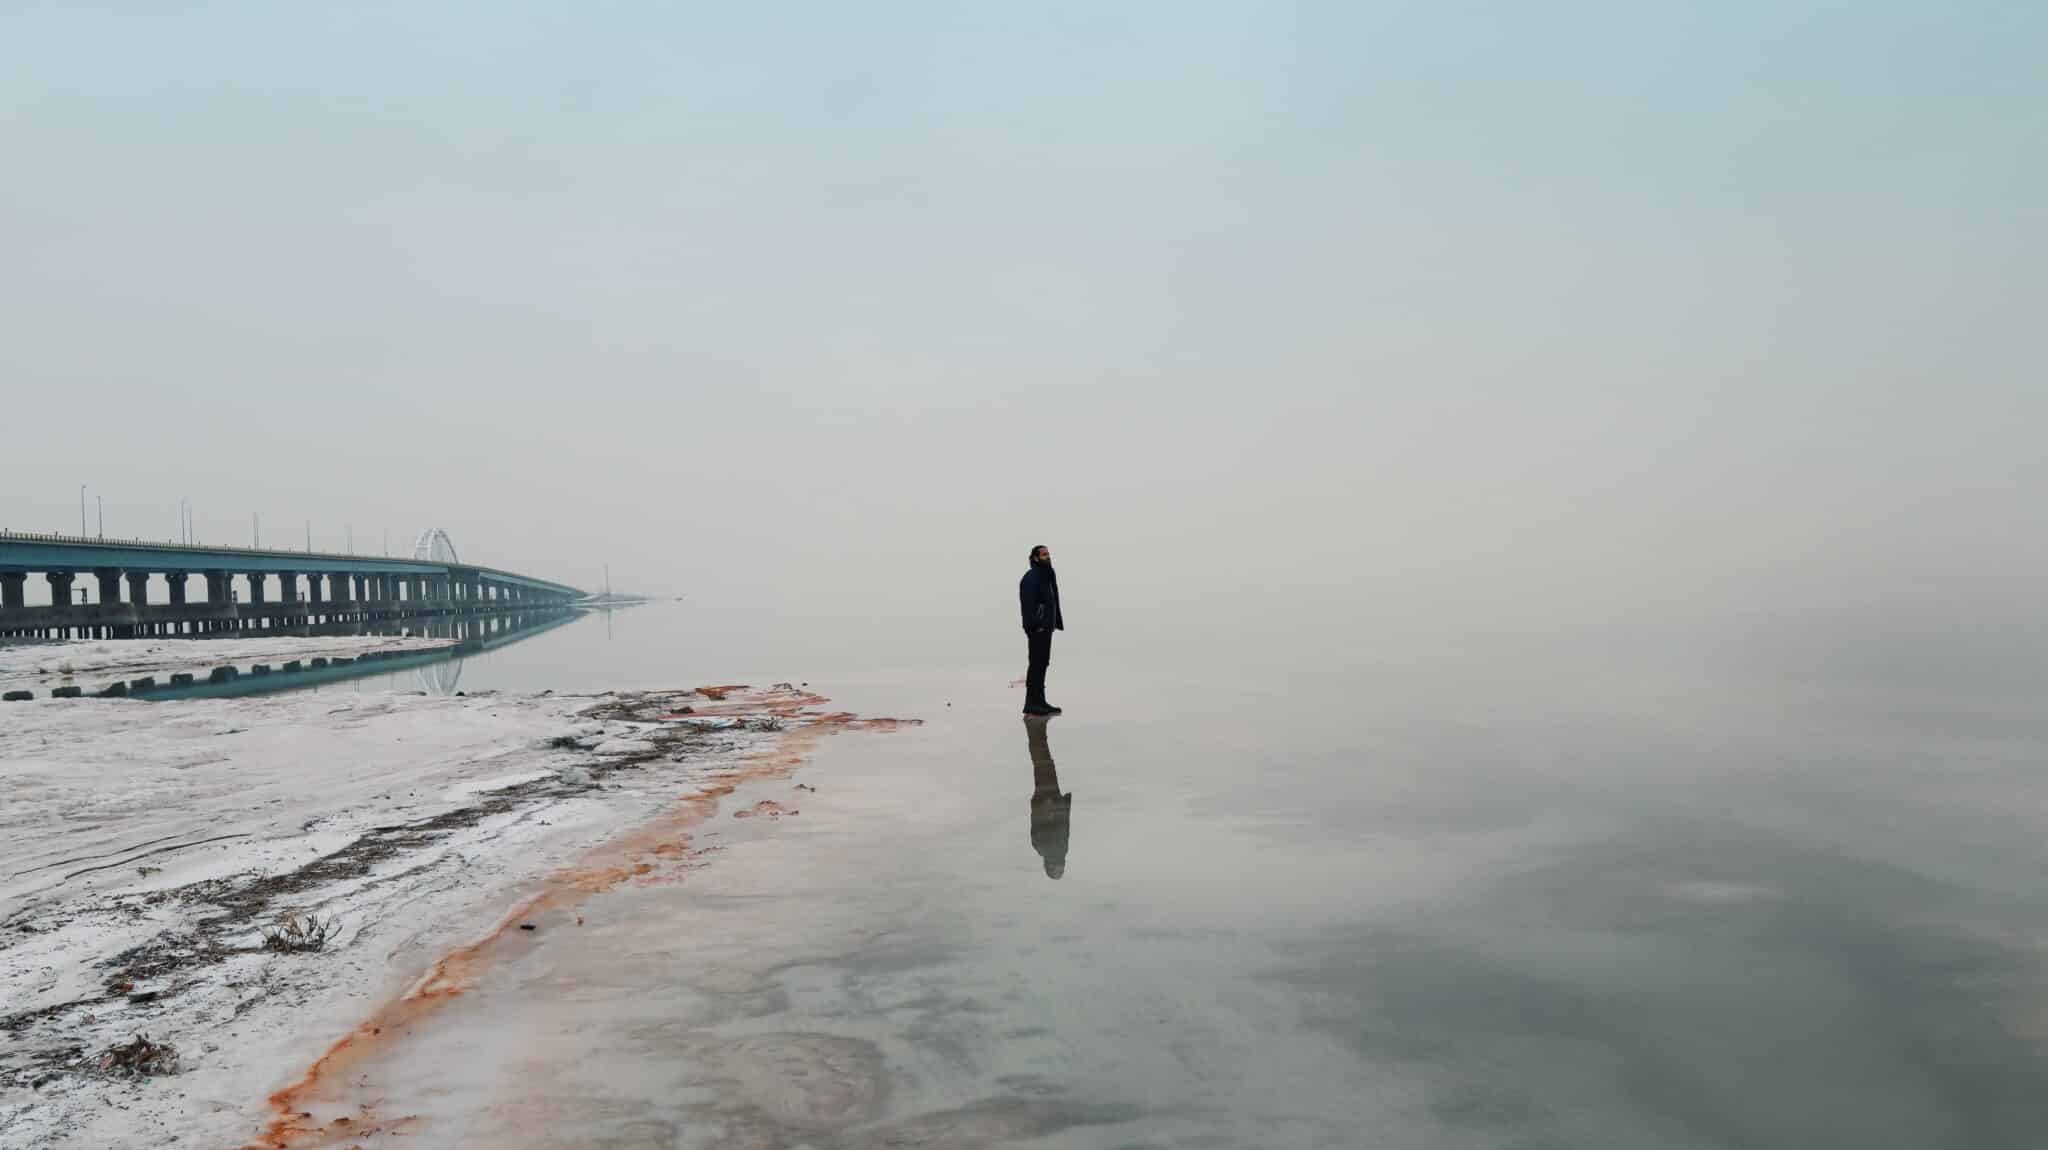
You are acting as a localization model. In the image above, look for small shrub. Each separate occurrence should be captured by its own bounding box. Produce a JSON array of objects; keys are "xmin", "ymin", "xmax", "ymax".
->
[
  {"xmin": 98, "ymin": 1034, "xmax": 180, "ymax": 1077},
  {"xmin": 261, "ymin": 912, "xmax": 333, "ymax": 954}
]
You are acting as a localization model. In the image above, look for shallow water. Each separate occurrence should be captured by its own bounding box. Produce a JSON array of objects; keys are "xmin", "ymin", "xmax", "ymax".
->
[{"xmin": 278, "ymin": 608, "xmax": 2048, "ymax": 1148}]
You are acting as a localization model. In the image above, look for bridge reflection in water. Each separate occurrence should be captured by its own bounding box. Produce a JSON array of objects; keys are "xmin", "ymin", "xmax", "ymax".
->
[{"xmin": 121, "ymin": 608, "xmax": 583, "ymax": 702}]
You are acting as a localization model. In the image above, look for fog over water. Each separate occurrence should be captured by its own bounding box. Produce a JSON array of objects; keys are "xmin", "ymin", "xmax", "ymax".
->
[
  {"xmin": 4, "ymin": 3, "xmax": 2042, "ymax": 676},
  {"xmin": 5, "ymin": 7, "xmax": 2047, "ymax": 1145}
]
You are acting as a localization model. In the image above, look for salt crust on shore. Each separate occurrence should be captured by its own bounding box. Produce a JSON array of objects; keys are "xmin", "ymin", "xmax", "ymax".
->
[
  {"xmin": 0, "ymin": 680, "xmax": 789, "ymax": 1148},
  {"xmin": 0, "ymin": 635, "xmax": 456, "ymax": 696}
]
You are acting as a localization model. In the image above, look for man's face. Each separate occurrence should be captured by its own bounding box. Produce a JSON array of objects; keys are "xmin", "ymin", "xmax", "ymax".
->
[{"xmin": 1035, "ymin": 547, "xmax": 1050, "ymax": 564}]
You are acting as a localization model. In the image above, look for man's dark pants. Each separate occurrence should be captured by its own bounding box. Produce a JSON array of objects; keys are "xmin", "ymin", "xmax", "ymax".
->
[{"xmin": 1026, "ymin": 629, "xmax": 1053, "ymax": 709}]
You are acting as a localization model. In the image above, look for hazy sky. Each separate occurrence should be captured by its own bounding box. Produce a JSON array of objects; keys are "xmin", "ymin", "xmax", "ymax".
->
[{"xmin": 4, "ymin": 3, "xmax": 2042, "ymax": 659}]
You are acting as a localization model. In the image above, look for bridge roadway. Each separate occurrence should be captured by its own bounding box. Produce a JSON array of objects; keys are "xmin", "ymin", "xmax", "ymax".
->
[{"xmin": 0, "ymin": 530, "xmax": 585, "ymax": 639}]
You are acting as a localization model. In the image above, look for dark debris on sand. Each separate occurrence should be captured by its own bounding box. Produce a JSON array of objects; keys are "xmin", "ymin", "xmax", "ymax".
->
[{"xmin": 95, "ymin": 1033, "xmax": 181, "ymax": 1078}]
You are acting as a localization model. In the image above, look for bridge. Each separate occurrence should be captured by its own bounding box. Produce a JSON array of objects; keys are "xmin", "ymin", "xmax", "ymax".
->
[{"xmin": 0, "ymin": 528, "xmax": 585, "ymax": 640}]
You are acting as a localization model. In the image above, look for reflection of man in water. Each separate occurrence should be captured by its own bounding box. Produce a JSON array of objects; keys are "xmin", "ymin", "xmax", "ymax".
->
[{"xmin": 1026, "ymin": 716, "xmax": 1072, "ymax": 879}]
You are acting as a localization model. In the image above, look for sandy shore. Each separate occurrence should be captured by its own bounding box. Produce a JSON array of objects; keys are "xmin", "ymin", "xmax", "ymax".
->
[{"xmin": 0, "ymin": 662, "xmax": 903, "ymax": 1148}]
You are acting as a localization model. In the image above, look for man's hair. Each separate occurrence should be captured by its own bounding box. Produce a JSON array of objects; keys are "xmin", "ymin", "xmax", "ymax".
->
[{"xmin": 1029, "ymin": 544, "xmax": 1048, "ymax": 565}]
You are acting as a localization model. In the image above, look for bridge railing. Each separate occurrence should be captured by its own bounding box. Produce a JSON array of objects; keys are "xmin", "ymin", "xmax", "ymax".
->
[
  {"xmin": 0, "ymin": 527, "xmax": 407, "ymax": 566},
  {"xmin": 0, "ymin": 529, "xmax": 583, "ymax": 596}
]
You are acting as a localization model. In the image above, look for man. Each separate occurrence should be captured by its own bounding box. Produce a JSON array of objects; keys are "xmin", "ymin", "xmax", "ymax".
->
[{"xmin": 1018, "ymin": 544, "xmax": 1064, "ymax": 715}]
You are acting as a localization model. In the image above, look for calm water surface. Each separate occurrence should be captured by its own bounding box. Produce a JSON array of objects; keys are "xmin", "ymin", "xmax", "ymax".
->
[{"xmin": 301, "ymin": 604, "xmax": 2048, "ymax": 1147}]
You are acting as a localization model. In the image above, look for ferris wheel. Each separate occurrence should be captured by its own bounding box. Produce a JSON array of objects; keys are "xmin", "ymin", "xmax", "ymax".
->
[{"xmin": 411, "ymin": 527, "xmax": 460, "ymax": 564}]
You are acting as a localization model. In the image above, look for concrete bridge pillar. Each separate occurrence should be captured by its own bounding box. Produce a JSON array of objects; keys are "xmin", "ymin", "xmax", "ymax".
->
[
  {"xmin": 46, "ymin": 571, "xmax": 75, "ymax": 609},
  {"xmin": 277, "ymin": 571, "xmax": 296, "ymax": 603},
  {"xmin": 112, "ymin": 571, "xmax": 147, "ymax": 638},
  {"xmin": 246, "ymin": 573, "xmax": 267, "ymax": 605},
  {"xmin": 94, "ymin": 569, "xmax": 122, "ymax": 606},
  {"xmin": 309, "ymin": 573, "xmax": 327, "ymax": 605},
  {"xmin": 2, "ymin": 572, "xmax": 27, "ymax": 610},
  {"xmin": 352, "ymin": 575, "xmax": 367, "ymax": 602},
  {"xmin": 162, "ymin": 574, "xmax": 185, "ymax": 633},
  {"xmin": 330, "ymin": 573, "xmax": 352, "ymax": 607}
]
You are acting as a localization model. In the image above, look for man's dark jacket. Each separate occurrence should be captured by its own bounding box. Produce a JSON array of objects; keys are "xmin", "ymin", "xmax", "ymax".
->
[{"xmin": 1019, "ymin": 565, "xmax": 1064, "ymax": 634}]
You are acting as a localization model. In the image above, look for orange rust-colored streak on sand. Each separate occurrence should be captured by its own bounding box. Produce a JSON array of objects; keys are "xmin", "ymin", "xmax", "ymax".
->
[{"xmin": 249, "ymin": 687, "xmax": 917, "ymax": 1149}]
